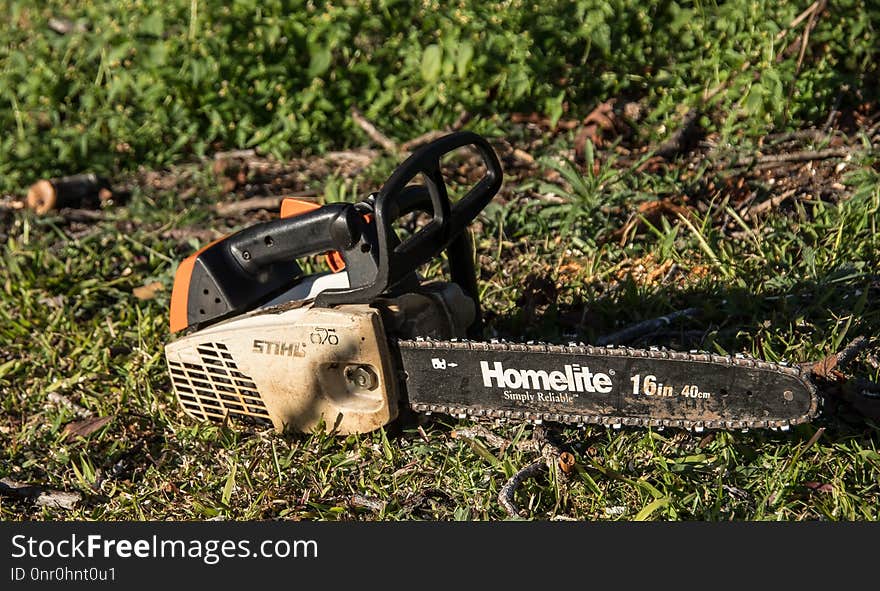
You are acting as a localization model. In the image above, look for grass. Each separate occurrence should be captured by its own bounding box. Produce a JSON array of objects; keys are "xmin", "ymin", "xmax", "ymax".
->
[
  {"xmin": 1, "ymin": 2, "xmax": 879, "ymax": 521},
  {"xmin": 2, "ymin": 1, "xmax": 877, "ymax": 192}
]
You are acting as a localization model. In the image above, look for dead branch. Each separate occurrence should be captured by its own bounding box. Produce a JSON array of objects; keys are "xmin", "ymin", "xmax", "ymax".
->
[
  {"xmin": 808, "ymin": 336, "xmax": 870, "ymax": 379},
  {"xmin": 0, "ymin": 198, "xmax": 25, "ymax": 212},
  {"xmin": 596, "ymin": 308, "xmax": 701, "ymax": 346},
  {"xmin": 763, "ymin": 129, "xmax": 832, "ymax": 145},
  {"xmin": 59, "ymin": 208, "xmax": 105, "ymax": 222},
  {"xmin": 742, "ymin": 189, "xmax": 797, "ymax": 219},
  {"xmin": 214, "ymin": 196, "xmax": 283, "ymax": 216},
  {"xmin": 804, "ymin": 336, "xmax": 880, "ymax": 422},
  {"xmin": 351, "ymin": 107, "xmax": 399, "ymax": 154},
  {"xmin": 738, "ymin": 147, "xmax": 852, "ymax": 168},
  {"xmin": 795, "ymin": 1, "xmax": 826, "ymax": 73},
  {"xmin": 776, "ymin": 1, "xmax": 823, "ymax": 41},
  {"xmin": 756, "ymin": 148, "xmax": 855, "ymax": 164},
  {"xmin": 701, "ymin": 1, "xmax": 824, "ymax": 109},
  {"xmin": 835, "ymin": 336, "xmax": 870, "ymax": 369},
  {"xmin": 160, "ymin": 227, "xmax": 222, "ymax": 244},
  {"xmin": 213, "ymin": 149, "xmax": 257, "ymax": 160},
  {"xmin": 703, "ymin": 61, "xmax": 752, "ymax": 103}
]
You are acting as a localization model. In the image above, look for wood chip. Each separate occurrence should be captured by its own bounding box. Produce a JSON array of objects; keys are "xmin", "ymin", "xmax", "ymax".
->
[
  {"xmin": 349, "ymin": 494, "xmax": 386, "ymax": 512},
  {"xmin": 133, "ymin": 281, "xmax": 164, "ymax": 300},
  {"xmin": 47, "ymin": 17, "xmax": 88, "ymax": 35},
  {"xmin": 557, "ymin": 452, "xmax": 576, "ymax": 474},
  {"xmin": 511, "ymin": 148, "xmax": 535, "ymax": 165}
]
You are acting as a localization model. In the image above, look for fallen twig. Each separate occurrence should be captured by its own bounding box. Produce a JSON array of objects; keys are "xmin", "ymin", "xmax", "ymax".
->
[
  {"xmin": 775, "ymin": 0, "xmax": 824, "ymax": 42},
  {"xmin": 0, "ymin": 198, "xmax": 25, "ymax": 211},
  {"xmin": 497, "ymin": 426, "xmax": 569, "ymax": 518},
  {"xmin": 499, "ymin": 461, "xmax": 546, "ymax": 517},
  {"xmin": 742, "ymin": 189, "xmax": 797, "ymax": 219},
  {"xmin": 214, "ymin": 196, "xmax": 283, "ymax": 216},
  {"xmin": 351, "ymin": 107, "xmax": 399, "ymax": 154},
  {"xmin": 734, "ymin": 147, "xmax": 852, "ymax": 169},
  {"xmin": 400, "ymin": 130, "xmax": 450, "ymax": 152},
  {"xmin": 795, "ymin": 2, "xmax": 822, "ymax": 72},
  {"xmin": 213, "ymin": 149, "xmax": 257, "ymax": 160},
  {"xmin": 160, "ymin": 227, "xmax": 222, "ymax": 244},
  {"xmin": 395, "ymin": 111, "xmax": 472, "ymax": 152},
  {"xmin": 214, "ymin": 193, "xmax": 318, "ymax": 217},
  {"xmin": 596, "ymin": 308, "xmax": 701, "ymax": 346},
  {"xmin": 834, "ymin": 336, "xmax": 871, "ymax": 369},
  {"xmin": 804, "ymin": 336, "xmax": 880, "ymax": 422},
  {"xmin": 59, "ymin": 208, "xmax": 106, "ymax": 223},
  {"xmin": 452, "ymin": 424, "xmax": 510, "ymax": 449},
  {"xmin": 763, "ymin": 129, "xmax": 832, "ymax": 146},
  {"xmin": 453, "ymin": 424, "xmax": 574, "ymax": 518},
  {"xmin": 450, "ymin": 110, "xmax": 472, "ymax": 131}
]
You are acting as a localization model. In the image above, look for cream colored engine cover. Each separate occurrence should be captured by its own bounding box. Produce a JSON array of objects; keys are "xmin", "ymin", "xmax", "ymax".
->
[{"xmin": 164, "ymin": 303, "xmax": 398, "ymax": 434}]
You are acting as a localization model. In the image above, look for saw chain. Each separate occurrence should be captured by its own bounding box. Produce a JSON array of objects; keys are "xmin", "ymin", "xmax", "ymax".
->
[{"xmin": 397, "ymin": 339, "xmax": 819, "ymax": 432}]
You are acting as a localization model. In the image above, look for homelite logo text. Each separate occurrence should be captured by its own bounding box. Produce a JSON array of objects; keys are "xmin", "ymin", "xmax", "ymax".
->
[{"xmin": 480, "ymin": 361, "xmax": 613, "ymax": 394}]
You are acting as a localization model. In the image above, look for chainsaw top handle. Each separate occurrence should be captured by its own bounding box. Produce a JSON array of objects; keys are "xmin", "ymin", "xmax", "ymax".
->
[{"xmin": 315, "ymin": 130, "xmax": 502, "ymax": 307}]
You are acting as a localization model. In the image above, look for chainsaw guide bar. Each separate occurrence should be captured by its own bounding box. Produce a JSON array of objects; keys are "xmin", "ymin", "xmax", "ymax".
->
[{"xmin": 398, "ymin": 339, "xmax": 819, "ymax": 431}]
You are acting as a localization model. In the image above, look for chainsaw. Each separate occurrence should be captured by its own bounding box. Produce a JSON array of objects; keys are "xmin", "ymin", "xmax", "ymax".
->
[{"xmin": 164, "ymin": 131, "xmax": 819, "ymax": 435}]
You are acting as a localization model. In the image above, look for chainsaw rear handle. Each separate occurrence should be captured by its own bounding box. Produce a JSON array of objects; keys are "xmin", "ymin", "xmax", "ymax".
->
[
  {"xmin": 315, "ymin": 131, "xmax": 502, "ymax": 307},
  {"xmin": 227, "ymin": 203, "xmax": 363, "ymax": 275},
  {"xmin": 169, "ymin": 203, "xmax": 370, "ymax": 333}
]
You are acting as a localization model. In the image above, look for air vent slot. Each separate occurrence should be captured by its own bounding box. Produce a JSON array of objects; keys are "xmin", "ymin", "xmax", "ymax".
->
[{"xmin": 168, "ymin": 342, "xmax": 270, "ymax": 424}]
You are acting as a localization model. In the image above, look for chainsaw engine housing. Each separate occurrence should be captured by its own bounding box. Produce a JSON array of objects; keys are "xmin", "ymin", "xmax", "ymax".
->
[
  {"xmin": 166, "ymin": 303, "xmax": 397, "ymax": 434},
  {"xmin": 165, "ymin": 282, "xmax": 475, "ymax": 434}
]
